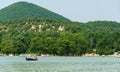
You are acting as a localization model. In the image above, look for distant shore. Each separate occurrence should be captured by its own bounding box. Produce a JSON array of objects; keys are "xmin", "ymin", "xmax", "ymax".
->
[{"xmin": 0, "ymin": 52, "xmax": 120, "ymax": 58}]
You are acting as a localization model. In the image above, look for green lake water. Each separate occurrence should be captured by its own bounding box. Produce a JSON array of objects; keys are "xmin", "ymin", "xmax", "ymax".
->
[{"xmin": 0, "ymin": 56, "xmax": 120, "ymax": 72}]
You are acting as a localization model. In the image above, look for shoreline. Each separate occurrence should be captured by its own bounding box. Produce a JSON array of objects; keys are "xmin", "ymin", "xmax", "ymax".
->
[{"xmin": 0, "ymin": 53, "xmax": 120, "ymax": 58}]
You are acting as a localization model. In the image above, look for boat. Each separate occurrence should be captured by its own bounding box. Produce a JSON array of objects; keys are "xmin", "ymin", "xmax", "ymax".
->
[{"xmin": 25, "ymin": 56, "xmax": 38, "ymax": 61}]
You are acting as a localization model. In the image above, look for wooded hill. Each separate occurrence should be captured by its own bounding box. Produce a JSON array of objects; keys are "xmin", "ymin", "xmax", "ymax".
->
[
  {"xmin": 0, "ymin": 18, "xmax": 120, "ymax": 55},
  {"xmin": 0, "ymin": 2, "xmax": 70, "ymax": 22},
  {"xmin": 0, "ymin": 1, "xmax": 119, "ymax": 56}
]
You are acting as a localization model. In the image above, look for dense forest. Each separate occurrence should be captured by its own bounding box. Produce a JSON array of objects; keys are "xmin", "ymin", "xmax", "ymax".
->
[
  {"xmin": 0, "ymin": 1, "xmax": 119, "ymax": 56},
  {"xmin": 0, "ymin": 2, "xmax": 70, "ymax": 22},
  {"xmin": 0, "ymin": 18, "xmax": 120, "ymax": 56}
]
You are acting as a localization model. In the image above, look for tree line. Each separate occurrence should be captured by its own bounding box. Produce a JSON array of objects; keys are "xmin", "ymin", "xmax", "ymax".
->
[{"xmin": 0, "ymin": 18, "xmax": 120, "ymax": 56}]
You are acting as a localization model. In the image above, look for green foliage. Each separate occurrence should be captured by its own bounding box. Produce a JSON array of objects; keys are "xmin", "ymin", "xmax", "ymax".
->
[
  {"xmin": 0, "ymin": 1, "xmax": 70, "ymax": 22},
  {"xmin": 1, "ymin": 1, "xmax": 120, "ymax": 56},
  {"xmin": 0, "ymin": 18, "xmax": 120, "ymax": 55}
]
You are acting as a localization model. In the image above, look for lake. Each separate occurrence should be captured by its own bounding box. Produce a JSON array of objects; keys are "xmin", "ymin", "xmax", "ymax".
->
[{"xmin": 0, "ymin": 56, "xmax": 120, "ymax": 72}]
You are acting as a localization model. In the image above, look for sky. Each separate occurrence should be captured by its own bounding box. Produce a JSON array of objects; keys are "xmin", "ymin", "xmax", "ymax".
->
[{"xmin": 0, "ymin": 0, "xmax": 120, "ymax": 22}]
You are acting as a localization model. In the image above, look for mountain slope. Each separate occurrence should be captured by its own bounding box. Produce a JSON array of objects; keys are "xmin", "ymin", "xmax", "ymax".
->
[
  {"xmin": 0, "ymin": 1, "xmax": 70, "ymax": 22},
  {"xmin": 0, "ymin": 18, "xmax": 120, "ymax": 55}
]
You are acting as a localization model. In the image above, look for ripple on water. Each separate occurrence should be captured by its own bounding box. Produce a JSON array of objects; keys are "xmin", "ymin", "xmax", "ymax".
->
[{"xmin": 0, "ymin": 56, "xmax": 120, "ymax": 72}]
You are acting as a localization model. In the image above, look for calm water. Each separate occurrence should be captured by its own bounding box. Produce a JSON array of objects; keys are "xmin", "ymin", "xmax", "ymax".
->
[{"xmin": 0, "ymin": 56, "xmax": 120, "ymax": 72}]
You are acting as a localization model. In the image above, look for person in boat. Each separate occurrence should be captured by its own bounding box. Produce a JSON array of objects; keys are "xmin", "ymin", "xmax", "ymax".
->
[{"xmin": 26, "ymin": 55, "xmax": 38, "ymax": 61}]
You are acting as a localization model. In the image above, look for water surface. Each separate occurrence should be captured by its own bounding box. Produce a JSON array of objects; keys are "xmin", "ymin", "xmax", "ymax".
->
[{"xmin": 0, "ymin": 56, "xmax": 120, "ymax": 72}]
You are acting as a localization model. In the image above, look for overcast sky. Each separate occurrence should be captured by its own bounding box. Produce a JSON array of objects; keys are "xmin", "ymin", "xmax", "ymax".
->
[{"xmin": 0, "ymin": 0, "xmax": 120, "ymax": 22}]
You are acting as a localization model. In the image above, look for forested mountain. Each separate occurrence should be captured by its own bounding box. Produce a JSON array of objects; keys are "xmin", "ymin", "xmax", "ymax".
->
[
  {"xmin": 0, "ymin": 1, "xmax": 70, "ymax": 22},
  {"xmin": 0, "ymin": 18, "xmax": 120, "ymax": 55},
  {"xmin": 0, "ymin": 1, "xmax": 119, "ymax": 56}
]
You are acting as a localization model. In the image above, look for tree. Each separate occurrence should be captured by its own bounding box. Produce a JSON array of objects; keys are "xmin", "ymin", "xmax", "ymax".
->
[{"xmin": 1, "ymin": 37, "xmax": 15, "ymax": 55}]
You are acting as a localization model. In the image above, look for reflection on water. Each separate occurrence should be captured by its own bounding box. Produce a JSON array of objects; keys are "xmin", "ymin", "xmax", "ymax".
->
[{"xmin": 0, "ymin": 56, "xmax": 120, "ymax": 72}]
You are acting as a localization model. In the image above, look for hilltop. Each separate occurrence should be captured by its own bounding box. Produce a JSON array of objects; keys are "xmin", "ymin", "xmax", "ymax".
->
[
  {"xmin": 0, "ymin": 2, "xmax": 120, "ymax": 56},
  {"xmin": 0, "ymin": 1, "xmax": 70, "ymax": 22}
]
